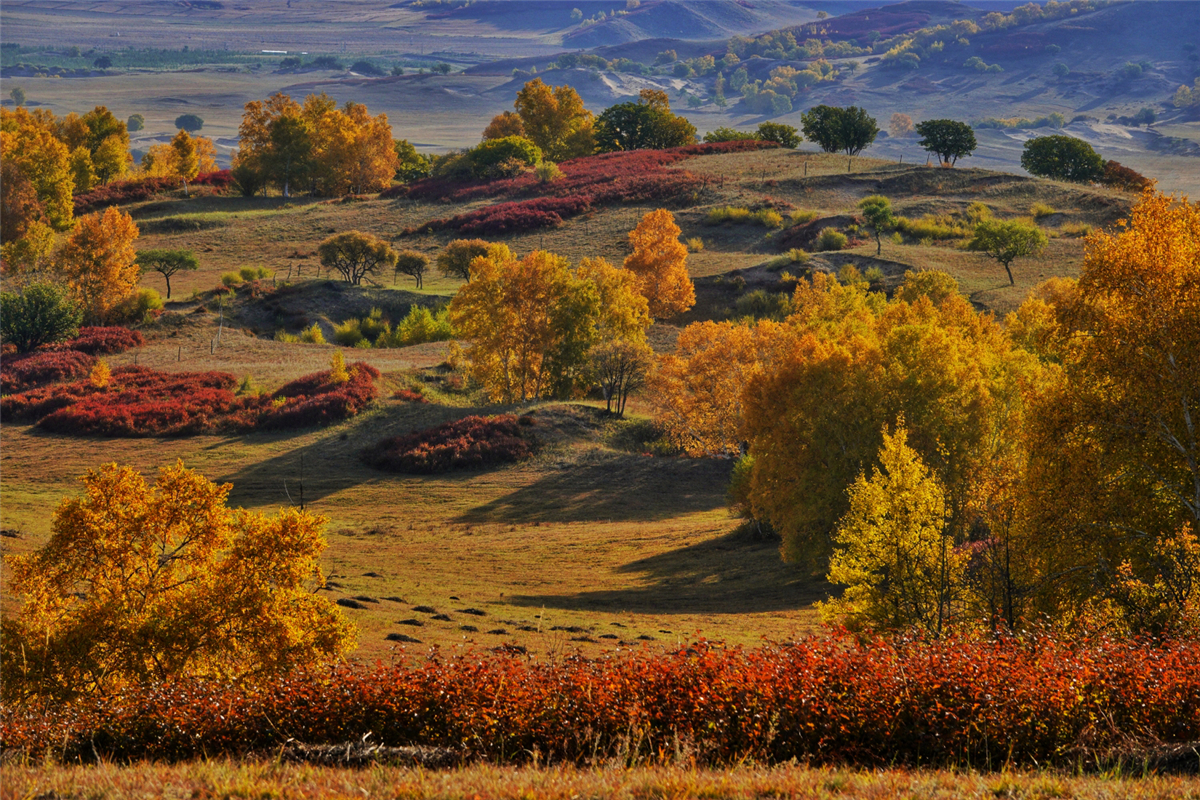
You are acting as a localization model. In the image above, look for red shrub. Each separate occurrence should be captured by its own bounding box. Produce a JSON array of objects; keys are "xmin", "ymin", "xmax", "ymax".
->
[
  {"xmin": 73, "ymin": 175, "xmax": 179, "ymax": 214},
  {"xmin": 3, "ymin": 636, "xmax": 1197, "ymax": 766},
  {"xmin": 0, "ymin": 350, "xmax": 96, "ymax": 395},
  {"xmin": 191, "ymin": 170, "xmax": 234, "ymax": 189},
  {"xmin": 362, "ymin": 414, "xmax": 533, "ymax": 473},
  {"xmin": 259, "ymin": 363, "xmax": 380, "ymax": 430},
  {"xmin": 403, "ymin": 141, "xmax": 777, "ymax": 234},
  {"xmin": 1, "ymin": 363, "xmax": 380, "ymax": 436},
  {"xmin": 393, "ymin": 388, "xmax": 427, "ymax": 403},
  {"xmin": 62, "ymin": 326, "xmax": 144, "ymax": 355},
  {"xmin": 1102, "ymin": 161, "xmax": 1153, "ymax": 192}
]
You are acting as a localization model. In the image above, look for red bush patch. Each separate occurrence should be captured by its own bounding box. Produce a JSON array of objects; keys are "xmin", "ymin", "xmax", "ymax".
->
[
  {"xmin": 362, "ymin": 414, "xmax": 533, "ymax": 473},
  {"xmin": 403, "ymin": 141, "xmax": 777, "ymax": 234},
  {"xmin": 73, "ymin": 171, "xmax": 231, "ymax": 214},
  {"xmin": 0, "ymin": 350, "xmax": 96, "ymax": 395},
  {"xmin": 61, "ymin": 326, "xmax": 145, "ymax": 356},
  {"xmin": 393, "ymin": 388, "xmax": 428, "ymax": 403},
  {"xmin": 2, "ymin": 636, "xmax": 1197, "ymax": 766},
  {"xmin": 1, "ymin": 363, "xmax": 379, "ymax": 436}
]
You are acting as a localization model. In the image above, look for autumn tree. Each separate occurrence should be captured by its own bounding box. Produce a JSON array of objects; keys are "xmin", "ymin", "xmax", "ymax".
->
[
  {"xmin": 55, "ymin": 206, "xmax": 140, "ymax": 321},
  {"xmin": 915, "ymin": 118, "xmax": 977, "ymax": 167},
  {"xmin": 739, "ymin": 271, "xmax": 1040, "ymax": 566},
  {"xmin": 170, "ymin": 129, "xmax": 200, "ymax": 196},
  {"xmin": 821, "ymin": 426, "xmax": 968, "ymax": 637},
  {"xmin": 482, "ymin": 110, "xmax": 526, "ymax": 140},
  {"xmin": 450, "ymin": 245, "xmax": 600, "ymax": 402},
  {"xmin": 0, "ymin": 282, "xmax": 83, "ymax": 353},
  {"xmin": 967, "ymin": 218, "xmax": 1048, "ymax": 285},
  {"xmin": 1, "ymin": 107, "xmax": 75, "ymax": 230},
  {"xmin": 80, "ymin": 105, "xmax": 131, "ymax": 184},
  {"xmin": 649, "ymin": 319, "xmax": 778, "ymax": 456},
  {"xmin": 437, "ymin": 238, "xmax": 490, "ymax": 282},
  {"xmin": 1, "ymin": 462, "xmax": 354, "ymax": 702},
  {"xmin": 858, "ymin": 195, "xmax": 895, "ymax": 256},
  {"xmin": 136, "ymin": 248, "xmax": 199, "ymax": 298},
  {"xmin": 513, "ymin": 78, "xmax": 596, "ymax": 161},
  {"xmin": 623, "ymin": 209, "xmax": 695, "ymax": 319},
  {"xmin": 394, "ymin": 139, "xmax": 431, "ymax": 183},
  {"xmin": 0, "ymin": 158, "xmax": 46, "ymax": 244},
  {"xmin": 592, "ymin": 339, "xmax": 654, "ymax": 415},
  {"xmin": 1022, "ymin": 190, "xmax": 1200, "ymax": 631},
  {"xmin": 317, "ymin": 231, "xmax": 397, "ymax": 285},
  {"xmin": 265, "ymin": 115, "xmax": 312, "ymax": 197},
  {"xmin": 889, "ymin": 112, "xmax": 915, "ymax": 138},
  {"xmin": 394, "ymin": 249, "xmax": 429, "ymax": 289}
]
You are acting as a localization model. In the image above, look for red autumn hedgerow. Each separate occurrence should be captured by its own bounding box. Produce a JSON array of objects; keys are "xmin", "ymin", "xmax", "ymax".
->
[{"xmin": 2, "ymin": 635, "xmax": 1196, "ymax": 767}]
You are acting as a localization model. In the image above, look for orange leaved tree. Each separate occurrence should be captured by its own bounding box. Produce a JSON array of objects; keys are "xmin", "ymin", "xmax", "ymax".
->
[
  {"xmin": 1, "ymin": 462, "xmax": 355, "ymax": 702},
  {"xmin": 623, "ymin": 209, "xmax": 695, "ymax": 319},
  {"xmin": 55, "ymin": 206, "xmax": 140, "ymax": 321}
]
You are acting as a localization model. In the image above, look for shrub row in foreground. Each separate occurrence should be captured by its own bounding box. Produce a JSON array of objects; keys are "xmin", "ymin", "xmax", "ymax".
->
[
  {"xmin": 2, "ymin": 636, "xmax": 1196, "ymax": 767},
  {"xmin": 361, "ymin": 413, "xmax": 533, "ymax": 473},
  {"xmin": 1, "ymin": 363, "xmax": 379, "ymax": 436}
]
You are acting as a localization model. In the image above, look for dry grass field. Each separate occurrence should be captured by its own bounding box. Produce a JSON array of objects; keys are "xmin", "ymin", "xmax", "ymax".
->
[{"xmin": 5, "ymin": 760, "xmax": 1200, "ymax": 800}]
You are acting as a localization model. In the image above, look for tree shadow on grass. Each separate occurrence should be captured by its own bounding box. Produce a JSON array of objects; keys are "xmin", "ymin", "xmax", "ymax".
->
[
  {"xmin": 509, "ymin": 530, "xmax": 829, "ymax": 615},
  {"xmin": 455, "ymin": 450, "xmax": 734, "ymax": 524}
]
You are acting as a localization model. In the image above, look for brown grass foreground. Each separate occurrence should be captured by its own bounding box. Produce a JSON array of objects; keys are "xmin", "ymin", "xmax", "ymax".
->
[{"xmin": 3, "ymin": 761, "xmax": 1199, "ymax": 799}]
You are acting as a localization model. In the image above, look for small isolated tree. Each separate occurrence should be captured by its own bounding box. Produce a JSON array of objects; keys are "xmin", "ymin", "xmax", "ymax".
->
[
  {"xmin": 821, "ymin": 426, "xmax": 967, "ymax": 638},
  {"xmin": 0, "ymin": 282, "xmax": 83, "ymax": 353},
  {"xmin": 93, "ymin": 55, "xmax": 113, "ymax": 69},
  {"xmin": 437, "ymin": 238, "xmax": 490, "ymax": 282},
  {"xmin": 170, "ymin": 129, "xmax": 200, "ymax": 197},
  {"xmin": 858, "ymin": 195, "xmax": 895, "ymax": 256},
  {"xmin": 968, "ymin": 218, "xmax": 1048, "ymax": 285},
  {"xmin": 592, "ymin": 338, "xmax": 654, "ymax": 415},
  {"xmin": 55, "ymin": 206, "xmax": 141, "ymax": 321},
  {"xmin": 1020, "ymin": 135, "xmax": 1105, "ymax": 183},
  {"xmin": 317, "ymin": 231, "xmax": 397, "ymax": 285},
  {"xmin": 915, "ymin": 119, "xmax": 977, "ymax": 167},
  {"xmin": 1, "ymin": 462, "xmax": 355, "ymax": 702},
  {"xmin": 623, "ymin": 209, "xmax": 695, "ymax": 319},
  {"xmin": 394, "ymin": 249, "xmax": 429, "ymax": 289},
  {"xmin": 889, "ymin": 112, "xmax": 914, "ymax": 138},
  {"xmin": 136, "ymin": 248, "xmax": 199, "ymax": 298},
  {"xmin": 126, "ymin": 113, "xmax": 145, "ymax": 132},
  {"xmin": 756, "ymin": 122, "xmax": 800, "ymax": 148},
  {"xmin": 10, "ymin": 87, "xmax": 26, "ymax": 107},
  {"xmin": 174, "ymin": 113, "xmax": 205, "ymax": 132},
  {"xmin": 1052, "ymin": 62, "xmax": 1070, "ymax": 79}
]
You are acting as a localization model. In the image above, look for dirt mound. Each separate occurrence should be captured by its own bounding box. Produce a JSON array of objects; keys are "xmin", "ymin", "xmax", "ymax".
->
[{"xmin": 236, "ymin": 280, "xmax": 446, "ymax": 336}]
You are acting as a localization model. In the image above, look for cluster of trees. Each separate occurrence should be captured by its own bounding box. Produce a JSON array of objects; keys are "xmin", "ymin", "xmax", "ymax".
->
[
  {"xmin": 477, "ymin": 82, "xmax": 698, "ymax": 166},
  {"xmin": 449, "ymin": 209, "xmax": 692, "ymax": 409},
  {"xmin": 800, "ymin": 105, "xmax": 878, "ymax": 157},
  {"xmin": 233, "ymin": 92, "xmax": 399, "ymax": 197},
  {"xmin": 651, "ymin": 189, "xmax": 1199, "ymax": 638}
]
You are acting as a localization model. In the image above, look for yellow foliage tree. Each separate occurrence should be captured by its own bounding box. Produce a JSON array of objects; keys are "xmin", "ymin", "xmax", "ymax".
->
[
  {"xmin": 55, "ymin": 206, "xmax": 140, "ymax": 321},
  {"xmin": 1, "ymin": 462, "xmax": 355, "ymax": 702},
  {"xmin": 821, "ymin": 425, "xmax": 969, "ymax": 638},
  {"xmin": 623, "ymin": 209, "xmax": 695, "ymax": 319},
  {"xmin": 649, "ymin": 319, "xmax": 781, "ymax": 456},
  {"xmin": 170, "ymin": 129, "xmax": 200, "ymax": 196},
  {"xmin": 0, "ymin": 107, "xmax": 75, "ymax": 230},
  {"xmin": 1023, "ymin": 189, "xmax": 1200, "ymax": 626},
  {"xmin": 513, "ymin": 78, "xmax": 596, "ymax": 161},
  {"xmin": 450, "ymin": 245, "xmax": 601, "ymax": 402}
]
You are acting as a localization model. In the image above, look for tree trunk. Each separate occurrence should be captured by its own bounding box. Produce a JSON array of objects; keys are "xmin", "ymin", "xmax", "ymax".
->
[
  {"xmin": 1003, "ymin": 262, "xmax": 1015, "ymax": 285},
  {"xmin": 165, "ymin": 274, "xmax": 172, "ymax": 299}
]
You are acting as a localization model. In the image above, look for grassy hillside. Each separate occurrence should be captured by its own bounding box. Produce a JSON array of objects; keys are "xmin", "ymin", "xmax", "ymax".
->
[{"xmin": 0, "ymin": 145, "xmax": 1138, "ymax": 664}]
